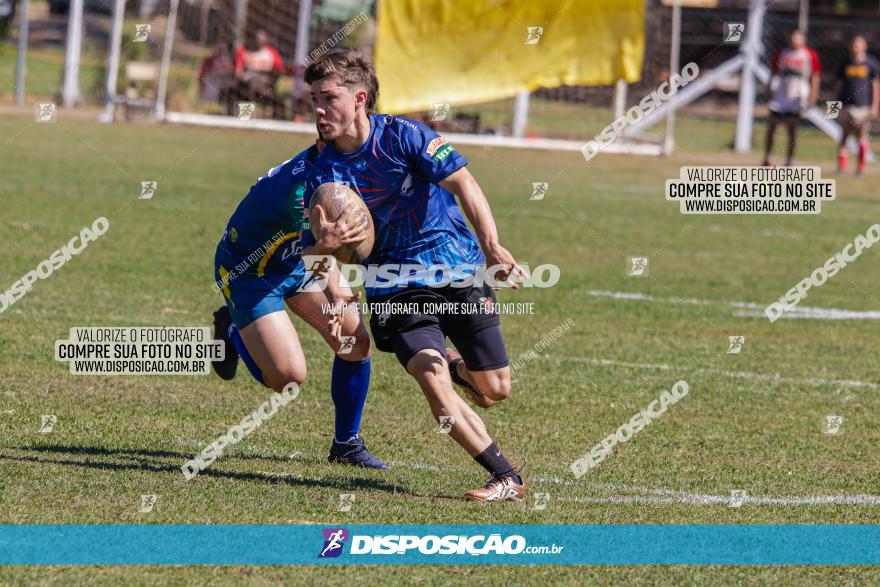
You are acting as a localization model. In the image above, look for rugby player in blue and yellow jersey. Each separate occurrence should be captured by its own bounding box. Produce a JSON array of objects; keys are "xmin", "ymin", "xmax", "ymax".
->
[
  {"xmin": 301, "ymin": 49, "xmax": 526, "ymax": 501},
  {"xmin": 211, "ymin": 138, "xmax": 386, "ymax": 468}
]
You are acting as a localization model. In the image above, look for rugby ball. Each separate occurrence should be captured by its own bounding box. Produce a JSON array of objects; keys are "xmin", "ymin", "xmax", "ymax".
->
[{"xmin": 308, "ymin": 182, "xmax": 374, "ymax": 264}]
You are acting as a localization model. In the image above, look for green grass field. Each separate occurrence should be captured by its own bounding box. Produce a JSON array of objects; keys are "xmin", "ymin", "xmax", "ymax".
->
[{"xmin": 0, "ymin": 111, "xmax": 878, "ymax": 584}]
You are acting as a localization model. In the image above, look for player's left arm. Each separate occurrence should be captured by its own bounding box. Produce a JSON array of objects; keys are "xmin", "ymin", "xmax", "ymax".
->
[{"xmin": 439, "ymin": 167, "xmax": 526, "ymax": 287}]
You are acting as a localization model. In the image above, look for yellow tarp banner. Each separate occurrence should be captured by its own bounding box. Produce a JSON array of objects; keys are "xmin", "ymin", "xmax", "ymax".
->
[{"xmin": 375, "ymin": 0, "xmax": 645, "ymax": 114}]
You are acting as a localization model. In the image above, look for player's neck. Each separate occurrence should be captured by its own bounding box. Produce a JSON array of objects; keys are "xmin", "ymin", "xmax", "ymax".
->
[{"xmin": 333, "ymin": 113, "xmax": 371, "ymax": 154}]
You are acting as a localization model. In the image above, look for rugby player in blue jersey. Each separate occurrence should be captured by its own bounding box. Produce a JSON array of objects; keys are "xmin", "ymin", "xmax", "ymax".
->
[
  {"xmin": 301, "ymin": 49, "xmax": 526, "ymax": 501},
  {"xmin": 210, "ymin": 139, "xmax": 386, "ymax": 469}
]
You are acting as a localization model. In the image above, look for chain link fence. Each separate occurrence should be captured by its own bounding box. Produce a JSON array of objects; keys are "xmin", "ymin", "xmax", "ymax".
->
[{"xmin": 5, "ymin": 0, "xmax": 880, "ymax": 141}]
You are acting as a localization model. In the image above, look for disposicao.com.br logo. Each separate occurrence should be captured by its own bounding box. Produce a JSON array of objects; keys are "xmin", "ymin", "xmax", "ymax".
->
[{"xmin": 319, "ymin": 528, "xmax": 563, "ymax": 557}]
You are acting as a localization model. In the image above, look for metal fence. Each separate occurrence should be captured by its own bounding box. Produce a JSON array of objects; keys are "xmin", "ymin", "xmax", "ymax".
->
[{"xmin": 5, "ymin": 0, "xmax": 880, "ymax": 145}]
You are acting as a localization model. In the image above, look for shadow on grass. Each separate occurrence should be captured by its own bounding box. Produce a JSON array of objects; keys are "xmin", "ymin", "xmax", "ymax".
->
[
  {"xmin": 24, "ymin": 443, "xmax": 302, "ymax": 463},
  {"xmin": 1, "ymin": 444, "xmax": 410, "ymax": 495}
]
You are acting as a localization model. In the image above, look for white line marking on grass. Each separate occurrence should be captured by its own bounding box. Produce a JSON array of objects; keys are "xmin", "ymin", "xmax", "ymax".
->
[
  {"xmin": 264, "ymin": 453, "xmax": 880, "ymax": 507},
  {"xmin": 541, "ymin": 356, "xmax": 879, "ymax": 390},
  {"xmin": 588, "ymin": 289, "xmax": 880, "ymax": 321},
  {"xmin": 558, "ymin": 494, "xmax": 880, "ymax": 505},
  {"xmin": 389, "ymin": 466, "xmax": 880, "ymax": 506},
  {"xmin": 589, "ymin": 289, "xmax": 717, "ymax": 306},
  {"xmin": 759, "ymin": 228, "xmax": 804, "ymax": 239},
  {"xmin": 535, "ymin": 479, "xmax": 880, "ymax": 505},
  {"xmin": 733, "ymin": 308, "xmax": 880, "ymax": 320}
]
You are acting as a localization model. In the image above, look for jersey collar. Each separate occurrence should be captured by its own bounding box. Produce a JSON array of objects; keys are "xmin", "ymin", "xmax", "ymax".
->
[{"xmin": 326, "ymin": 114, "xmax": 377, "ymax": 159}]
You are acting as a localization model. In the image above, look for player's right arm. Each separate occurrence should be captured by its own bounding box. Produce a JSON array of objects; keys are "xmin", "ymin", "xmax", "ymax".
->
[{"xmin": 302, "ymin": 203, "xmax": 367, "ymax": 256}]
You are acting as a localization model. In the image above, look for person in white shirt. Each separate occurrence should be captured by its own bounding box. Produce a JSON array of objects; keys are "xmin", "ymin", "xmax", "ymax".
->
[{"xmin": 762, "ymin": 30, "xmax": 821, "ymax": 167}]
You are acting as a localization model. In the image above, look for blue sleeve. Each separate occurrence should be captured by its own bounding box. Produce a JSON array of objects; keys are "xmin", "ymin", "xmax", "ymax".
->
[{"xmin": 399, "ymin": 119, "xmax": 467, "ymax": 183}]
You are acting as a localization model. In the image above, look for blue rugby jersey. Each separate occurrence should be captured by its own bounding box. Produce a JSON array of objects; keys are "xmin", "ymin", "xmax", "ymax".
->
[
  {"xmin": 218, "ymin": 145, "xmax": 319, "ymax": 279},
  {"xmin": 302, "ymin": 114, "xmax": 484, "ymax": 296}
]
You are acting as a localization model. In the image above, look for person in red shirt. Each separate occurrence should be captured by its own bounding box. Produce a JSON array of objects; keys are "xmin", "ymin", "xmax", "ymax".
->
[
  {"xmin": 762, "ymin": 30, "xmax": 821, "ymax": 167},
  {"xmin": 235, "ymin": 30, "xmax": 282, "ymax": 80},
  {"xmin": 231, "ymin": 30, "xmax": 283, "ymax": 105}
]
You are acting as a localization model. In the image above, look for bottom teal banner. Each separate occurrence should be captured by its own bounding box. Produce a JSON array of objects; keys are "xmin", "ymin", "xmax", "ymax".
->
[{"xmin": 0, "ymin": 525, "xmax": 877, "ymax": 565}]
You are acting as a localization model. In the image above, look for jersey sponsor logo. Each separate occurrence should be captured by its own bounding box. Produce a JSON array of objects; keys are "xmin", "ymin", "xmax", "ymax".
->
[
  {"xmin": 291, "ymin": 159, "xmax": 306, "ymax": 175},
  {"xmin": 386, "ymin": 114, "xmax": 420, "ymax": 131},
  {"xmin": 397, "ymin": 117, "xmax": 420, "ymax": 131},
  {"xmin": 426, "ymin": 136, "xmax": 448, "ymax": 157},
  {"xmin": 434, "ymin": 143, "xmax": 456, "ymax": 161}
]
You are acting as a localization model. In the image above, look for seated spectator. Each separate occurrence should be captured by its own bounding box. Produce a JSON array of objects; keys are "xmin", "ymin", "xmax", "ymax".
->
[{"xmin": 234, "ymin": 30, "xmax": 283, "ymax": 98}]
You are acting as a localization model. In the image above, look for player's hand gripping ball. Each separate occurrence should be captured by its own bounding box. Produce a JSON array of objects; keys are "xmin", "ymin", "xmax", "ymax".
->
[{"xmin": 309, "ymin": 182, "xmax": 375, "ymax": 264}]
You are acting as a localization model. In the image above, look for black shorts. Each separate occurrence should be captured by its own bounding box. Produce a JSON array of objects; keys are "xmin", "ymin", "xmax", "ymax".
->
[
  {"xmin": 769, "ymin": 109, "xmax": 801, "ymax": 122},
  {"xmin": 368, "ymin": 283, "xmax": 509, "ymax": 371}
]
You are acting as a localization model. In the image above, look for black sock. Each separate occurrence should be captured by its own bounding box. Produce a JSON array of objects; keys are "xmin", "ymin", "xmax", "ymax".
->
[{"xmin": 474, "ymin": 442, "xmax": 520, "ymax": 482}]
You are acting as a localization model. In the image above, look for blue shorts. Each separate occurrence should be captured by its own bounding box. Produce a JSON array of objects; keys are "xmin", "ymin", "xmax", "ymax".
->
[{"xmin": 213, "ymin": 246, "xmax": 307, "ymax": 329}]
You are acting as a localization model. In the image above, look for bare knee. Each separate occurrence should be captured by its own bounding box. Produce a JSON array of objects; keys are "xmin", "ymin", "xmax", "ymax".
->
[
  {"xmin": 407, "ymin": 350, "xmax": 455, "ymax": 406},
  {"xmin": 336, "ymin": 329, "xmax": 371, "ymax": 361},
  {"xmin": 407, "ymin": 350, "xmax": 448, "ymax": 381},
  {"xmin": 264, "ymin": 363, "xmax": 307, "ymax": 393},
  {"xmin": 484, "ymin": 380, "xmax": 511, "ymax": 401},
  {"xmin": 475, "ymin": 369, "xmax": 511, "ymax": 401}
]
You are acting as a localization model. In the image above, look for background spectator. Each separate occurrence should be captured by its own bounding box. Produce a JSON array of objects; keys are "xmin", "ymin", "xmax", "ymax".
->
[{"xmin": 199, "ymin": 42, "xmax": 235, "ymax": 103}]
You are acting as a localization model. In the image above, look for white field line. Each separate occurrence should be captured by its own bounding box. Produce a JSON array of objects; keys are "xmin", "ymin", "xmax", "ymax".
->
[
  {"xmin": 391, "ymin": 465, "xmax": 880, "ymax": 506},
  {"xmin": 557, "ymin": 494, "xmax": 880, "ymax": 505},
  {"xmin": 587, "ymin": 289, "xmax": 880, "ymax": 321},
  {"xmin": 534, "ymin": 479, "xmax": 880, "ymax": 505},
  {"xmin": 163, "ymin": 448, "xmax": 877, "ymax": 507},
  {"xmin": 541, "ymin": 355, "xmax": 878, "ymax": 391}
]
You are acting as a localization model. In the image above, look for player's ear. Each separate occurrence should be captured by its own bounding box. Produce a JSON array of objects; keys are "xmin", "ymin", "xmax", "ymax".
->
[{"xmin": 355, "ymin": 88, "xmax": 368, "ymax": 111}]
